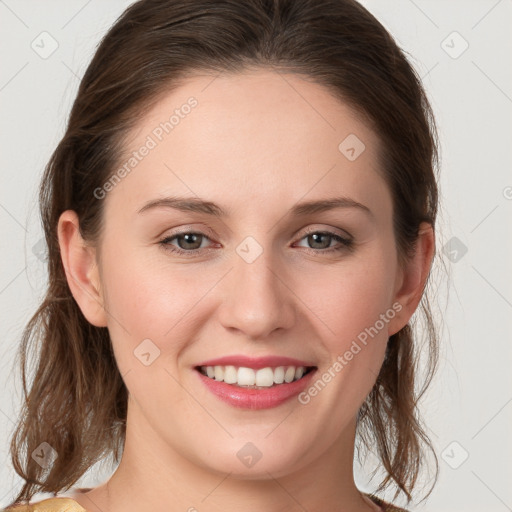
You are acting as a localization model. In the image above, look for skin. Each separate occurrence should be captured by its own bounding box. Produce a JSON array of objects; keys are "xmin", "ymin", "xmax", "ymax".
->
[{"xmin": 58, "ymin": 68, "xmax": 434, "ymax": 512}]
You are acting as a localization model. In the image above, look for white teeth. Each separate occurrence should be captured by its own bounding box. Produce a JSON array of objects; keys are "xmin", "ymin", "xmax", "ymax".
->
[
  {"xmin": 237, "ymin": 367, "xmax": 255, "ymax": 386},
  {"xmin": 214, "ymin": 366, "xmax": 223, "ymax": 381},
  {"xmin": 223, "ymin": 365, "xmax": 238, "ymax": 384},
  {"xmin": 255, "ymin": 367, "xmax": 274, "ymax": 387},
  {"xmin": 200, "ymin": 365, "xmax": 311, "ymax": 387},
  {"xmin": 273, "ymin": 366, "xmax": 285, "ymax": 384},
  {"xmin": 284, "ymin": 366, "xmax": 296, "ymax": 383}
]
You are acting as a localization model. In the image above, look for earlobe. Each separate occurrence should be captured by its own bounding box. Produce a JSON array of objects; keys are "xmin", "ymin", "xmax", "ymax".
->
[
  {"xmin": 388, "ymin": 222, "xmax": 435, "ymax": 336},
  {"xmin": 57, "ymin": 210, "xmax": 108, "ymax": 327}
]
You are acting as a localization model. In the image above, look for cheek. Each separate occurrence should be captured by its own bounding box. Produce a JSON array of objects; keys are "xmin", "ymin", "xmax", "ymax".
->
[
  {"xmin": 298, "ymin": 250, "xmax": 397, "ymax": 345},
  {"xmin": 99, "ymin": 243, "xmax": 236, "ymax": 378},
  {"xmin": 98, "ymin": 247, "xmax": 196, "ymax": 366},
  {"xmin": 290, "ymin": 255, "xmax": 396, "ymax": 436},
  {"xmin": 292, "ymin": 247, "xmax": 397, "ymax": 409}
]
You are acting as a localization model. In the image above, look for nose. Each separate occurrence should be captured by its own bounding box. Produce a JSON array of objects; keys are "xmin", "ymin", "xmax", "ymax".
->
[{"xmin": 217, "ymin": 246, "xmax": 296, "ymax": 340}]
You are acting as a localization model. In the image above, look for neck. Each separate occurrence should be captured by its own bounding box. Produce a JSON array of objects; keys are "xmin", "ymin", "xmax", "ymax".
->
[{"xmin": 76, "ymin": 398, "xmax": 379, "ymax": 512}]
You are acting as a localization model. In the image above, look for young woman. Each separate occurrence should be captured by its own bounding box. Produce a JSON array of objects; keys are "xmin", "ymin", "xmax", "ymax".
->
[{"xmin": 5, "ymin": 0, "xmax": 440, "ymax": 511}]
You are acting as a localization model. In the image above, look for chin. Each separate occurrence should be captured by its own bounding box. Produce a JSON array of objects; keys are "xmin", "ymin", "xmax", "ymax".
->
[{"xmin": 193, "ymin": 442, "xmax": 309, "ymax": 480}]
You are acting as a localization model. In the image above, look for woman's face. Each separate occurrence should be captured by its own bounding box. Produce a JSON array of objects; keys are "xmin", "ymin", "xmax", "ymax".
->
[{"xmin": 89, "ymin": 69, "xmax": 410, "ymax": 477}]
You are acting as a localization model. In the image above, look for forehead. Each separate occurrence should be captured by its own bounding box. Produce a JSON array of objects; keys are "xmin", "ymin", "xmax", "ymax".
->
[{"xmin": 105, "ymin": 68, "xmax": 391, "ymax": 222}]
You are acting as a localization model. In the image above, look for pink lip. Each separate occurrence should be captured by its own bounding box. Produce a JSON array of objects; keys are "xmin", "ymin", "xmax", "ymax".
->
[
  {"xmin": 194, "ymin": 355, "xmax": 316, "ymax": 370},
  {"xmin": 195, "ymin": 367, "xmax": 317, "ymax": 410}
]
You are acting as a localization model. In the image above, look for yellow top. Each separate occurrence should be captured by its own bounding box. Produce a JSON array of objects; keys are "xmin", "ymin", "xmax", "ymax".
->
[
  {"xmin": 3, "ymin": 493, "xmax": 408, "ymax": 511},
  {"xmin": 3, "ymin": 497, "xmax": 86, "ymax": 512}
]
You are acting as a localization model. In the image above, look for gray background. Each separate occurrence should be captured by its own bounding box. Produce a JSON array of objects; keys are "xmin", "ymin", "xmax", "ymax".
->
[{"xmin": 1, "ymin": 1, "xmax": 511, "ymax": 511}]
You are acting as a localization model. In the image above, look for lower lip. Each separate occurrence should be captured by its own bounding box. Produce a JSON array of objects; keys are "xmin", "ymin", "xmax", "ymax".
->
[{"xmin": 195, "ymin": 368, "xmax": 317, "ymax": 410}]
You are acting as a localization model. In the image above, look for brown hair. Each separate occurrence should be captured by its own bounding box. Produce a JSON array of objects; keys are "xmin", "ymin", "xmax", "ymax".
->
[{"xmin": 8, "ymin": 0, "xmax": 440, "ymax": 507}]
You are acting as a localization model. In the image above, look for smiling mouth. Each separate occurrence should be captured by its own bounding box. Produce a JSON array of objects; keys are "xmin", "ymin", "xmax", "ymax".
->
[{"xmin": 195, "ymin": 365, "xmax": 317, "ymax": 388}]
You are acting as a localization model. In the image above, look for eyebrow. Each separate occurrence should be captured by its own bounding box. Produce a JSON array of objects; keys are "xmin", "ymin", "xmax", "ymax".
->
[{"xmin": 137, "ymin": 195, "xmax": 374, "ymax": 219}]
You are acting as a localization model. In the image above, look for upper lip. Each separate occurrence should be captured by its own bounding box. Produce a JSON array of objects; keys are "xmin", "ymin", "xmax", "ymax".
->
[{"xmin": 194, "ymin": 355, "xmax": 317, "ymax": 370}]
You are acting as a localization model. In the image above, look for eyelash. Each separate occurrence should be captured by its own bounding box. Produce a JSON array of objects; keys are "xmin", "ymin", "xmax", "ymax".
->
[{"xmin": 158, "ymin": 227, "xmax": 353, "ymax": 256}]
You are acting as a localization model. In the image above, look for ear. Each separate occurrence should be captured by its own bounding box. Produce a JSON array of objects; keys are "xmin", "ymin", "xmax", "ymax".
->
[
  {"xmin": 57, "ymin": 210, "xmax": 108, "ymax": 327},
  {"xmin": 387, "ymin": 222, "xmax": 435, "ymax": 336}
]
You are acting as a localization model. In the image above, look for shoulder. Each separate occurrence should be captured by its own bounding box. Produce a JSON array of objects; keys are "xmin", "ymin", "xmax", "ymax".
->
[
  {"xmin": 364, "ymin": 493, "xmax": 410, "ymax": 512},
  {"xmin": 3, "ymin": 497, "xmax": 87, "ymax": 512}
]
